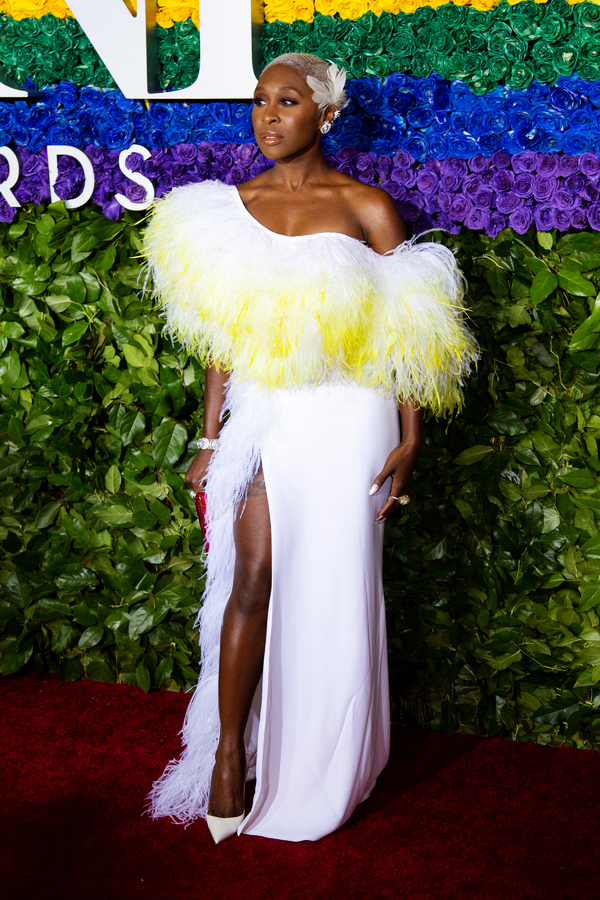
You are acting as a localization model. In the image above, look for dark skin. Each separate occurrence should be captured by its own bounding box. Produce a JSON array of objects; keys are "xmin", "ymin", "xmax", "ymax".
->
[{"xmin": 184, "ymin": 64, "xmax": 424, "ymax": 819}]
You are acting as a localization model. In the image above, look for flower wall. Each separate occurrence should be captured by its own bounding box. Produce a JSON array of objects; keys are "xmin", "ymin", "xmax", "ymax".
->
[{"xmin": 1, "ymin": 0, "xmax": 600, "ymax": 748}]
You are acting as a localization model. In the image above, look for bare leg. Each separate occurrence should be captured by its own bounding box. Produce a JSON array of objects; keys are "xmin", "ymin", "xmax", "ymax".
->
[{"xmin": 207, "ymin": 463, "xmax": 271, "ymax": 818}]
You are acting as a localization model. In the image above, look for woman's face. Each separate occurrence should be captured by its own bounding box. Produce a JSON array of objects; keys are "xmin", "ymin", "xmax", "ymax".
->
[{"xmin": 252, "ymin": 64, "xmax": 326, "ymax": 160}]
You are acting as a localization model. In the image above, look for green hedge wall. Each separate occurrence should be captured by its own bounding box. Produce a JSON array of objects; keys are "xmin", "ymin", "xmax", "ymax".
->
[{"xmin": 1, "ymin": 202, "xmax": 600, "ymax": 749}]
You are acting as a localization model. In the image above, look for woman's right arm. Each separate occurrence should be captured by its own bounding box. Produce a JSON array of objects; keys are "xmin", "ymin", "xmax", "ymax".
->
[{"xmin": 184, "ymin": 363, "xmax": 228, "ymax": 492}]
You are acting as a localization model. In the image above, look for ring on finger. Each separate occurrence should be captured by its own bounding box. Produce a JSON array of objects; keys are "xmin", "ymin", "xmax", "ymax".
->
[{"xmin": 389, "ymin": 494, "xmax": 410, "ymax": 505}]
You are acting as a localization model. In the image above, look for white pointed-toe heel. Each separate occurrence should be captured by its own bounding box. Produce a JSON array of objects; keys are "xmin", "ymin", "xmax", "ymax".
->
[{"xmin": 206, "ymin": 811, "xmax": 245, "ymax": 845}]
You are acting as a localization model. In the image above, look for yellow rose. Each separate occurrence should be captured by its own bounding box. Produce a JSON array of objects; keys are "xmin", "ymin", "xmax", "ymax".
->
[
  {"xmin": 264, "ymin": 0, "xmax": 296, "ymax": 23},
  {"xmin": 315, "ymin": 0, "xmax": 339, "ymax": 14},
  {"xmin": 293, "ymin": 0, "xmax": 315, "ymax": 21},
  {"xmin": 370, "ymin": 0, "xmax": 401, "ymax": 14},
  {"xmin": 397, "ymin": 0, "xmax": 418, "ymax": 14},
  {"xmin": 9, "ymin": 1, "xmax": 47, "ymax": 20},
  {"xmin": 46, "ymin": 0, "xmax": 72, "ymax": 16},
  {"xmin": 156, "ymin": 10, "xmax": 175, "ymax": 27},
  {"xmin": 337, "ymin": 0, "xmax": 369, "ymax": 20}
]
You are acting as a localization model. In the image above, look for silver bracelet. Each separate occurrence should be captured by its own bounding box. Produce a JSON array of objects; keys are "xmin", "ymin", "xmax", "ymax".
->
[{"xmin": 196, "ymin": 437, "xmax": 219, "ymax": 451}]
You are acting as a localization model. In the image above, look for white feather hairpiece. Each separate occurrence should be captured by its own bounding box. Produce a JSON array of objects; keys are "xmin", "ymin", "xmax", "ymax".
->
[{"xmin": 306, "ymin": 62, "xmax": 348, "ymax": 112}]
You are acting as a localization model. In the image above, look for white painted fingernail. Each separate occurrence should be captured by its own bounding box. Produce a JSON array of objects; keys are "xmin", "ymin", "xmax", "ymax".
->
[{"xmin": 369, "ymin": 484, "xmax": 378, "ymax": 495}]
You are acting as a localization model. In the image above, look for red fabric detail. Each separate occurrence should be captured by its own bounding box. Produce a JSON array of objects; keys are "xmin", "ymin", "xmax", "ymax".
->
[
  {"xmin": 194, "ymin": 489, "xmax": 209, "ymax": 551},
  {"xmin": 1, "ymin": 672, "xmax": 598, "ymax": 900}
]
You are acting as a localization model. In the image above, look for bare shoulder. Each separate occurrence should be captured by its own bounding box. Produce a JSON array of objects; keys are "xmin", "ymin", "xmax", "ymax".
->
[{"xmin": 338, "ymin": 176, "xmax": 407, "ymax": 253}]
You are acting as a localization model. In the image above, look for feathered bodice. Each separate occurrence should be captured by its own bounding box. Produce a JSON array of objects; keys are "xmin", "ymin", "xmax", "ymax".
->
[{"xmin": 143, "ymin": 180, "xmax": 478, "ymax": 415}]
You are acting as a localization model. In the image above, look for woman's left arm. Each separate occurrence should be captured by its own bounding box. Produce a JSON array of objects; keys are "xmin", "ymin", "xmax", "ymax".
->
[
  {"xmin": 370, "ymin": 401, "xmax": 423, "ymax": 523},
  {"xmin": 360, "ymin": 186, "xmax": 422, "ymax": 521}
]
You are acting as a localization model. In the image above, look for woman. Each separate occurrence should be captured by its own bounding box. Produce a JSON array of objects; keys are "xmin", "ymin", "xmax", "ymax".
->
[{"xmin": 144, "ymin": 53, "xmax": 477, "ymax": 843}]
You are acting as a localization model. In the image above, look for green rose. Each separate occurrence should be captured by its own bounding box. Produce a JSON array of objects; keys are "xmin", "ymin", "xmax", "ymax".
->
[
  {"xmin": 506, "ymin": 61, "xmax": 534, "ymax": 91},
  {"xmin": 18, "ymin": 18, "xmax": 41, "ymax": 40},
  {"xmin": 413, "ymin": 6, "xmax": 435, "ymax": 27},
  {"xmin": 581, "ymin": 37, "xmax": 600, "ymax": 61},
  {"xmin": 178, "ymin": 19, "xmax": 198, "ymax": 39},
  {"xmin": 364, "ymin": 53, "xmax": 390, "ymax": 80},
  {"xmin": 412, "ymin": 54, "xmax": 434, "ymax": 80},
  {"xmin": 392, "ymin": 28, "xmax": 414, "ymax": 58},
  {"xmin": 470, "ymin": 34, "xmax": 488, "ymax": 54},
  {"xmin": 437, "ymin": 3, "xmax": 466, "ymax": 32},
  {"xmin": 504, "ymin": 36, "xmax": 528, "ymax": 64},
  {"xmin": 377, "ymin": 12, "xmax": 395, "ymax": 45},
  {"xmin": 531, "ymin": 40, "xmax": 554, "ymax": 63},
  {"xmin": 461, "ymin": 52, "xmax": 485, "ymax": 77},
  {"xmin": 552, "ymin": 44, "xmax": 579, "ymax": 76},
  {"xmin": 509, "ymin": 14, "xmax": 541, "ymax": 43},
  {"xmin": 469, "ymin": 73, "xmax": 497, "ymax": 97},
  {"xmin": 54, "ymin": 30, "xmax": 76, "ymax": 54},
  {"xmin": 538, "ymin": 13, "xmax": 570, "ymax": 44},
  {"xmin": 432, "ymin": 31, "xmax": 455, "ymax": 55},
  {"xmin": 466, "ymin": 9, "xmax": 491, "ymax": 34},
  {"xmin": 578, "ymin": 60, "xmax": 600, "ymax": 81},
  {"xmin": 533, "ymin": 60, "xmax": 558, "ymax": 84},
  {"xmin": 453, "ymin": 26, "xmax": 471, "ymax": 49},
  {"xmin": 487, "ymin": 24, "xmax": 512, "ymax": 57},
  {"xmin": 574, "ymin": 3, "xmax": 600, "ymax": 29},
  {"xmin": 313, "ymin": 13, "xmax": 335, "ymax": 38},
  {"xmin": 488, "ymin": 56, "xmax": 509, "ymax": 81}
]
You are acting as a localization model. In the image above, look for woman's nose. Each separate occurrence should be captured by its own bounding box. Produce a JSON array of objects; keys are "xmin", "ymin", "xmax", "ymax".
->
[{"xmin": 262, "ymin": 104, "xmax": 279, "ymax": 124}]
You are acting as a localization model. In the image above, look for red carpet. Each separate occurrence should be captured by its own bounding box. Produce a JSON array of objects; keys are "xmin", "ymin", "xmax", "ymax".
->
[{"xmin": 1, "ymin": 673, "xmax": 598, "ymax": 900}]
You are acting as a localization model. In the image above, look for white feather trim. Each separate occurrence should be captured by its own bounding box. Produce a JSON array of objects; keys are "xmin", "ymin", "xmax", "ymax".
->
[
  {"xmin": 306, "ymin": 62, "xmax": 348, "ymax": 111},
  {"xmin": 143, "ymin": 180, "xmax": 478, "ymax": 417}
]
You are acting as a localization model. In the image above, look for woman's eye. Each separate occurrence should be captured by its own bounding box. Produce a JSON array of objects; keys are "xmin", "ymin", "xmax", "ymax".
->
[
  {"xmin": 280, "ymin": 98, "xmax": 297, "ymax": 106},
  {"xmin": 252, "ymin": 98, "xmax": 266, "ymax": 106}
]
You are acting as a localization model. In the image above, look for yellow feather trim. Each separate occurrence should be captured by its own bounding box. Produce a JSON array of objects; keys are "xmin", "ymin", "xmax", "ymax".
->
[{"xmin": 142, "ymin": 180, "xmax": 478, "ymax": 416}]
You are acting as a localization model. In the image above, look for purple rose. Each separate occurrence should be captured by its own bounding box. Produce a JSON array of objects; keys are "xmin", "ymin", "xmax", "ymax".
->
[
  {"xmin": 441, "ymin": 173, "xmax": 460, "ymax": 192},
  {"xmin": 440, "ymin": 158, "xmax": 468, "ymax": 178},
  {"xmin": 475, "ymin": 188, "xmax": 494, "ymax": 208},
  {"xmin": 463, "ymin": 174, "xmax": 480, "ymax": 195},
  {"xmin": 103, "ymin": 198, "xmax": 123, "ymax": 221},
  {"xmin": 587, "ymin": 203, "xmax": 600, "ymax": 230},
  {"xmin": 19, "ymin": 149, "xmax": 46, "ymax": 177},
  {"xmin": 468, "ymin": 155, "xmax": 489, "ymax": 173},
  {"xmin": 509, "ymin": 207, "xmax": 534, "ymax": 234},
  {"xmin": 393, "ymin": 167, "xmax": 417, "ymax": 188},
  {"xmin": 487, "ymin": 213, "xmax": 507, "ymax": 238},
  {"xmin": 393, "ymin": 149, "xmax": 413, "ymax": 170},
  {"xmin": 464, "ymin": 208, "xmax": 490, "ymax": 230},
  {"xmin": 534, "ymin": 204, "xmax": 555, "ymax": 231},
  {"xmin": 380, "ymin": 179, "xmax": 406, "ymax": 201},
  {"xmin": 416, "ymin": 170, "xmax": 439, "ymax": 195},
  {"xmin": 571, "ymin": 208, "xmax": 588, "ymax": 230},
  {"xmin": 496, "ymin": 192, "xmax": 522, "ymax": 214},
  {"xmin": 555, "ymin": 209, "xmax": 572, "ymax": 231},
  {"xmin": 399, "ymin": 197, "xmax": 424, "ymax": 222},
  {"xmin": 0, "ymin": 196, "xmax": 16, "ymax": 222},
  {"xmin": 554, "ymin": 189, "xmax": 578, "ymax": 210},
  {"xmin": 449, "ymin": 194, "xmax": 472, "ymax": 222},
  {"xmin": 491, "ymin": 170, "xmax": 514, "ymax": 193},
  {"xmin": 171, "ymin": 143, "xmax": 198, "ymax": 165},
  {"xmin": 125, "ymin": 181, "xmax": 148, "ymax": 203},
  {"xmin": 376, "ymin": 155, "xmax": 393, "ymax": 180},
  {"xmin": 512, "ymin": 152, "xmax": 538, "ymax": 173},
  {"xmin": 490, "ymin": 150, "xmax": 511, "ymax": 169},
  {"xmin": 579, "ymin": 152, "xmax": 600, "ymax": 177},
  {"xmin": 584, "ymin": 183, "xmax": 600, "ymax": 202},
  {"xmin": 556, "ymin": 155, "xmax": 579, "ymax": 177},
  {"xmin": 437, "ymin": 191, "xmax": 452, "ymax": 214},
  {"xmin": 222, "ymin": 165, "xmax": 247, "ymax": 185},
  {"xmin": 565, "ymin": 173, "xmax": 585, "ymax": 195},
  {"xmin": 513, "ymin": 173, "xmax": 534, "ymax": 198},
  {"xmin": 532, "ymin": 176, "xmax": 557, "ymax": 201},
  {"xmin": 536, "ymin": 155, "xmax": 559, "ymax": 176},
  {"xmin": 14, "ymin": 174, "xmax": 48, "ymax": 205}
]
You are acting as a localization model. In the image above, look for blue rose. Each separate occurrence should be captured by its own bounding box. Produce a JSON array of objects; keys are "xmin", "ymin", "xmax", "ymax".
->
[
  {"xmin": 428, "ymin": 134, "xmax": 448, "ymax": 159},
  {"xmin": 347, "ymin": 77, "xmax": 383, "ymax": 110},
  {"xmin": 450, "ymin": 81, "xmax": 478, "ymax": 112},
  {"xmin": 563, "ymin": 130, "xmax": 594, "ymax": 154},
  {"xmin": 467, "ymin": 108, "xmax": 486, "ymax": 137},
  {"xmin": 550, "ymin": 84, "xmax": 582, "ymax": 113},
  {"xmin": 406, "ymin": 106, "xmax": 434, "ymax": 129},
  {"xmin": 400, "ymin": 133, "xmax": 429, "ymax": 162},
  {"xmin": 479, "ymin": 132, "xmax": 502, "ymax": 154},
  {"xmin": 431, "ymin": 84, "xmax": 451, "ymax": 112},
  {"xmin": 484, "ymin": 110, "xmax": 509, "ymax": 133},
  {"xmin": 209, "ymin": 102, "xmax": 233, "ymax": 126},
  {"xmin": 446, "ymin": 134, "xmax": 480, "ymax": 159}
]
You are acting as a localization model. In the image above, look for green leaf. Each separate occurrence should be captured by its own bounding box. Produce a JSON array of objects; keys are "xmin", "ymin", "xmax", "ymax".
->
[
  {"xmin": 105, "ymin": 465, "xmax": 122, "ymax": 494},
  {"xmin": 530, "ymin": 270, "xmax": 558, "ymax": 306},
  {"xmin": 453, "ymin": 446, "xmax": 494, "ymax": 466},
  {"xmin": 62, "ymin": 320, "xmax": 88, "ymax": 346},
  {"xmin": 136, "ymin": 662, "xmax": 151, "ymax": 693},
  {"xmin": 558, "ymin": 469, "xmax": 597, "ymax": 490},
  {"xmin": 78, "ymin": 625, "xmax": 104, "ymax": 649},
  {"xmin": 97, "ymin": 506, "xmax": 133, "ymax": 526},
  {"xmin": 537, "ymin": 232, "xmax": 553, "ymax": 250},
  {"xmin": 86, "ymin": 659, "xmax": 116, "ymax": 683},
  {"xmin": 35, "ymin": 502, "xmax": 61, "ymax": 529},
  {"xmin": 533, "ymin": 693, "xmax": 581, "ymax": 726},
  {"xmin": 152, "ymin": 420, "xmax": 188, "ymax": 468},
  {"xmin": 557, "ymin": 269, "xmax": 596, "ymax": 297}
]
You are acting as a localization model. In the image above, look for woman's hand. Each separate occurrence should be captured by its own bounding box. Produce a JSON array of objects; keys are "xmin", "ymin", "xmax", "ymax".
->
[
  {"xmin": 370, "ymin": 442, "xmax": 420, "ymax": 523},
  {"xmin": 370, "ymin": 400, "xmax": 424, "ymax": 523},
  {"xmin": 185, "ymin": 448, "xmax": 215, "ymax": 494}
]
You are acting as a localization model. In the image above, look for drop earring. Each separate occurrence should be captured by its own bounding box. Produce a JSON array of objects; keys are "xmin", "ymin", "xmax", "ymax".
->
[{"xmin": 320, "ymin": 120, "xmax": 332, "ymax": 134}]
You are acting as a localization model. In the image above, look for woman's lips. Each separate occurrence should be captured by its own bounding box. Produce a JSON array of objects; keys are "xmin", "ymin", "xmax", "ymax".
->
[{"xmin": 260, "ymin": 131, "xmax": 284, "ymax": 145}]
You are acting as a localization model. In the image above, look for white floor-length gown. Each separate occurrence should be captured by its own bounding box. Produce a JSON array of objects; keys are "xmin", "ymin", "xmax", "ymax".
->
[{"xmin": 142, "ymin": 180, "xmax": 478, "ymax": 841}]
